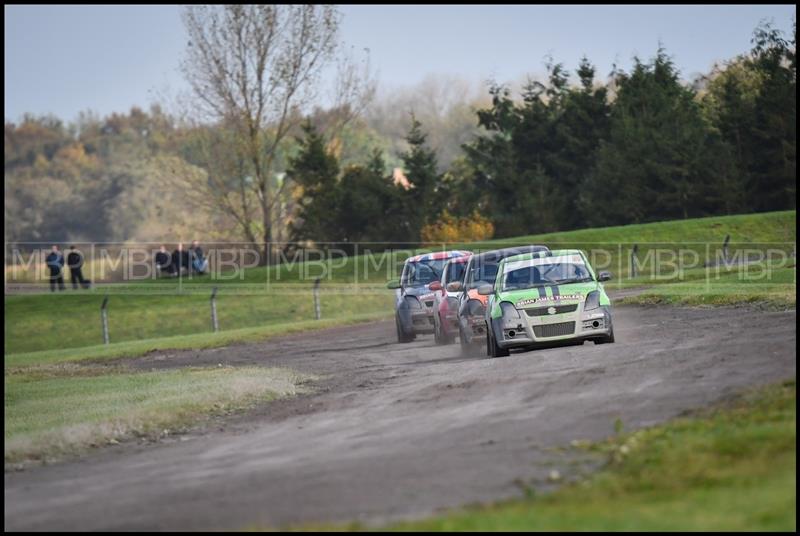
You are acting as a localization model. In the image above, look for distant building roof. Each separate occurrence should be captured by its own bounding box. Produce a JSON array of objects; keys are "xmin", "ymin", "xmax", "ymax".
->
[{"xmin": 393, "ymin": 168, "xmax": 413, "ymax": 190}]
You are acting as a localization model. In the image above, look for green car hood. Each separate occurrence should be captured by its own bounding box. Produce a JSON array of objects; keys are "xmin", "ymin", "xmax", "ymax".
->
[{"xmin": 492, "ymin": 281, "xmax": 609, "ymax": 317}]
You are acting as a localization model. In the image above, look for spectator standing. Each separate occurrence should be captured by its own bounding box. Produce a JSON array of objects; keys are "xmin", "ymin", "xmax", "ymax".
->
[
  {"xmin": 45, "ymin": 245, "xmax": 66, "ymax": 292},
  {"xmin": 66, "ymin": 245, "xmax": 89, "ymax": 289}
]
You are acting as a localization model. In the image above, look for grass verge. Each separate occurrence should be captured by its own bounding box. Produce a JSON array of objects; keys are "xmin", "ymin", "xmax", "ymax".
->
[
  {"xmin": 5, "ymin": 364, "xmax": 312, "ymax": 466},
  {"xmin": 618, "ymin": 266, "xmax": 796, "ymax": 309},
  {"xmin": 4, "ymin": 311, "xmax": 391, "ymax": 369},
  {"xmin": 4, "ymin": 289, "xmax": 394, "ymax": 355},
  {"xmin": 368, "ymin": 380, "xmax": 796, "ymax": 532}
]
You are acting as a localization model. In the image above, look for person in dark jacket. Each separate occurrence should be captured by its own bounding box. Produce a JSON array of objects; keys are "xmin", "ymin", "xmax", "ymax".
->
[
  {"xmin": 190, "ymin": 240, "xmax": 207, "ymax": 275},
  {"xmin": 155, "ymin": 245, "xmax": 172, "ymax": 276},
  {"xmin": 171, "ymin": 243, "xmax": 190, "ymax": 276},
  {"xmin": 66, "ymin": 245, "xmax": 89, "ymax": 289},
  {"xmin": 45, "ymin": 245, "xmax": 65, "ymax": 292}
]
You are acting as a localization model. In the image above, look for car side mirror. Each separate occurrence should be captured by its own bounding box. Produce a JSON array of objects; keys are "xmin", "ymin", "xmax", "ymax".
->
[
  {"xmin": 446, "ymin": 281, "xmax": 462, "ymax": 292},
  {"xmin": 386, "ymin": 279, "xmax": 401, "ymax": 289},
  {"xmin": 477, "ymin": 284, "xmax": 494, "ymax": 296},
  {"xmin": 429, "ymin": 281, "xmax": 442, "ymax": 291},
  {"xmin": 598, "ymin": 271, "xmax": 612, "ymax": 282}
]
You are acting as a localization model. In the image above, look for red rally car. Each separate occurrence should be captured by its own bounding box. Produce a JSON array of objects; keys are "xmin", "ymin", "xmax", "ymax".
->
[{"xmin": 429, "ymin": 254, "xmax": 472, "ymax": 345}]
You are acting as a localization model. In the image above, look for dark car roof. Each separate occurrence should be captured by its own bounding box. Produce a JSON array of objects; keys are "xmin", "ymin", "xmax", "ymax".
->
[{"xmin": 469, "ymin": 245, "xmax": 550, "ymax": 263}]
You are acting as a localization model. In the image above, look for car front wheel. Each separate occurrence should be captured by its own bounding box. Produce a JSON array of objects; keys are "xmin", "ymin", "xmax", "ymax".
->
[
  {"xmin": 434, "ymin": 313, "xmax": 446, "ymax": 345},
  {"xmin": 396, "ymin": 315, "xmax": 415, "ymax": 343},
  {"xmin": 594, "ymin": 323, "xmax": 615, "ymax": 344},
  {"xmin": 459, "ymin": 325, "xmax": 477, "ymax": 356},
  {"xmin": 487, "ymin": 325, "xmax": 510, "ymax": 358}
]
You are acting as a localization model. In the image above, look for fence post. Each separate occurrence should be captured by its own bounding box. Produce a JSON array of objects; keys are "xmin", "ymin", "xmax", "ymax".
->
[
  {"xmin": 210, "ymin": 286, "xmax": 219, "ymax": 332},
  {"xmin": 630, "ymin": 244, "xmax": 639, "ymax": 279},
  {"xmin": 100, "ymin": 294, "xmax": 110, "ymax": 345},
  {"xmin": 722, "ymin": 234, "xmax": 731, "ymax": 266},
  {"xmin": 313, "ymin": 277, "xmax": 321, "ymax": 320}
]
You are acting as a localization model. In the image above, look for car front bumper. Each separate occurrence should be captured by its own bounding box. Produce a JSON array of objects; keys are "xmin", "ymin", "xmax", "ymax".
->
[
  {"xmin": 442, "ymin": 310, "xmax": 459, "ymax": 336},
  {"xmin": 398, "ymin": 303, "xmax": 436, "ymax": 335},
  {"xmin": 460, "ymin": 313, "xmax": 487, "ymax": 344},
  {"xmin": 410, "ymin": 308, "xmax": 435, "ymax": 334},
  {"xmin": 492, "ymin": 304, "xmax": 613, "ymax": 349}
]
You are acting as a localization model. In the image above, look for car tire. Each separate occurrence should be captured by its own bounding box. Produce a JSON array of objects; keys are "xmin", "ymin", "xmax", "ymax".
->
[
  {"xmin": 396, "ymin": 315, "xmax": 414, "ymax": 343},
  {"xmin": 595, "ymin": 323, "xmax": 615, "ymax": 344},
  {"xmin": 459, "ymin": 326, "xmax": 476, "ymax": 356},
  {"xmin": 438, "ymin": 315, "xmax": 455, "ymax": 345},
  {"xmin": 443, "ymin": 327, "xmax": 455, "ymax": 345},
  {"xmin": 488, "ymin": 327, "xmax": 510, "ymax": 358},
  {"xmin": 434, "ymin": 314, "xmax": 445, "ymax": 345}
]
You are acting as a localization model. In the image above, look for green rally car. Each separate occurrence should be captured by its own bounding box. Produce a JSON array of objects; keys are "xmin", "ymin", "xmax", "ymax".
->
[{"xmin": 478, "ymin": 249, "xmax": 615, "ymax": 357}]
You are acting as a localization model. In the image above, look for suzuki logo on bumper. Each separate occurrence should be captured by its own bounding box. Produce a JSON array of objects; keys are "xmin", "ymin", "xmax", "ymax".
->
[{"xmin": 547, "ymin": 306, "xmax": 556, "ymax": 315}]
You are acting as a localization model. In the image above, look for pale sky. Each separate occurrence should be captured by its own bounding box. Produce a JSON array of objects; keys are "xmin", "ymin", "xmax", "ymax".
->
[{"xmin": 4, "ymin": 4, "xmax": 796, "ymax": 122}]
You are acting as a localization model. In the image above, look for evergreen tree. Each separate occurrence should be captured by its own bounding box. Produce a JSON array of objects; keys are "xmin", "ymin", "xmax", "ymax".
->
[
  {"xmin": 700, "ymin": 59, "xmax": 758, "ymax": 214},
  {"xmin": 338, "ymin": 150, "xmax": 405, "ymax": 246},
  {"xmin": 400, "ymin": 117, "xmax": 441, "ymax": 240},
  {"xmin": 583, "ymin": 50, "xmax": 726, "ymax": 225},
  {"xmin": 513, "ymin": 74, "xmax": 563, "ymax": 232},
  {"xmin": 463, "ymin": 62, "xmax": 610, "ymax": 236},
  {"xmin": 462, "ymin": 84, "xmax": 523, "ymax": 236},
  {"xmin": 288, "ymin": 121, "xmax": 341, "ymax": 244},
  {"xmin": 556, "ymin": 57, "xmax": 611, "ymax": 229},
  {"xmin": 748, "ymin": 21, "xmax": 796, "ymax": 211}
]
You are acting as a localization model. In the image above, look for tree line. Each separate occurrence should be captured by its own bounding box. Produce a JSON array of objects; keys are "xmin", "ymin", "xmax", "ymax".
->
[
  {"xmin": 291, "ymin": 20, "xmax": 795, "ymax": 243},
  {"xmin": 4, "ymin": 15, "xmax": 795, "ymax": 250}
]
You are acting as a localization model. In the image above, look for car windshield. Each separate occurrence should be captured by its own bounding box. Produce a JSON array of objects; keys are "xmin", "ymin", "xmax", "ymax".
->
[
  {"xmin": 502, "ymin": 261, "xmax": 593, "ymax": 291},
  {"xmin": 444, "ymin": 261, "xmax": 467, "ymax": 285},
  {"xmin": 402, "ymin": 259, "xmax": 448, "ymax": 286},
  {"xmin": 467, "ymin": 261, "xmax": 499, "ymax": 288}
]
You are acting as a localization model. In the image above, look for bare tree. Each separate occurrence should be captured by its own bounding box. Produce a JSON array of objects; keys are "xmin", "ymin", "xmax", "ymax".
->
[
  {"xmin": 179, "ymin": 122, "xmax": 263, "ymax": 245},
  {"xmin": 327, "ymin": 46, "xmax": 378, "ymax": 136},
  {"xmin": 181, "ymin": 5, "xmax": 342, "ymax": 261},
  {"xmin": 366, "ymin": 74, "xmax": 488, "ymax": 171}
]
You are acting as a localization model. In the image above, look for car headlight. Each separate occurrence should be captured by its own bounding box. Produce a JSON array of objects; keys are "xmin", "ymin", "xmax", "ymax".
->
[
  {"xmin": 467, "ymin": 299, "xmax": 485, "ymax": 316},
  {"xmin": 500, "ymin": 301, "xmax": 520, "ymax": 320},
  {"xmin": 584, "ymin": 291, "xmax": 600, "ymax": 311},
  {"xmin": 404, "ymin": 296, "xmax": 422, "ymax": 309}
]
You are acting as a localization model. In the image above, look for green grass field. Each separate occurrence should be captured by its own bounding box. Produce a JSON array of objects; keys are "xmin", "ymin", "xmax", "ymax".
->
[
  {"xmin": 5, "ymin": 365, "xmax": 311, "ymax": 464},
  {"xmin": 317, "ymin": 381, "xmax": 795, "ymax": 532},
  {"xmin": 5, "ymin": 210, "xmax": 796, "ymax": 357},
  {"xmin": 4, "ymin": 288, "xmax": 394, "ymax": 355}
]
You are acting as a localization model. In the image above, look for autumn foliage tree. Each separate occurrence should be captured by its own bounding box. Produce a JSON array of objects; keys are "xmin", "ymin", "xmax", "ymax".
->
[{"xmin": 420, "ymin": 210, "xmax": 494, "ymax": 244}]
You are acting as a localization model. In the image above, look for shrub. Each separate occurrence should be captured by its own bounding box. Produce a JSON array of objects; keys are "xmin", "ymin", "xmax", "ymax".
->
[{"xmin": 420, "ymin": 210, "xmax": 495, "ymax": 244}]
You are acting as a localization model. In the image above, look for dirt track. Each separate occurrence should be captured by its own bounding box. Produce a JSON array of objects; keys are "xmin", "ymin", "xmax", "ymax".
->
[{"xmin": 4, "ymin": 305, "xmax": 796, "ymax": 531}]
